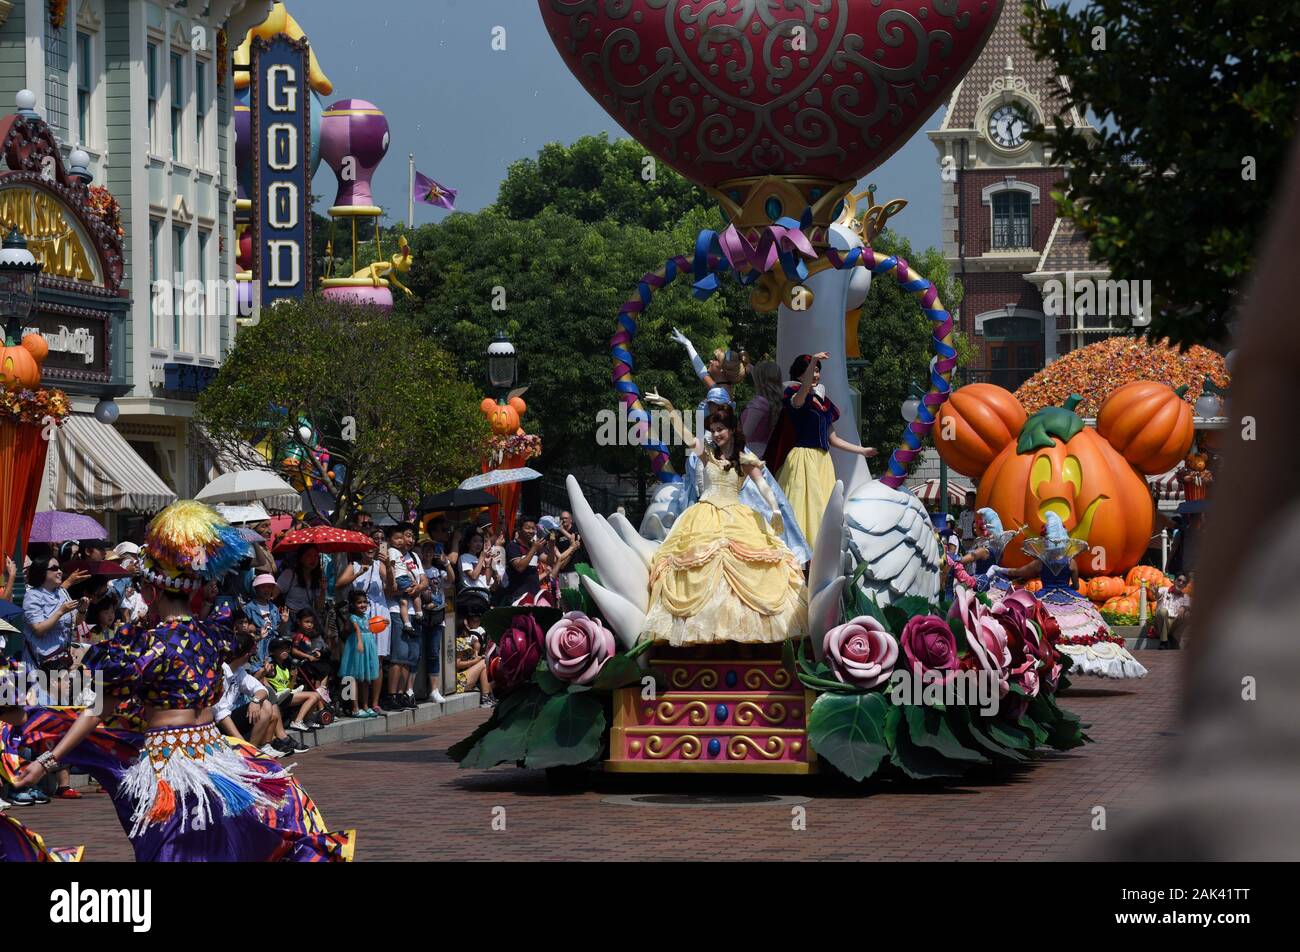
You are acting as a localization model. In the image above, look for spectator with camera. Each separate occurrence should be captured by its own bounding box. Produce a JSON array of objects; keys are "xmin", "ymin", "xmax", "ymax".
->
[{"xmin": 499, "ymin": 516, "xmax": 549, "ymax": 606}]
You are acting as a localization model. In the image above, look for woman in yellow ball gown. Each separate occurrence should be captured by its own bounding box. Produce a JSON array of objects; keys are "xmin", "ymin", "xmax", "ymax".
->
[{"xmin": 639, "ymin": 397, "xmax": 807, "ymax": 646}]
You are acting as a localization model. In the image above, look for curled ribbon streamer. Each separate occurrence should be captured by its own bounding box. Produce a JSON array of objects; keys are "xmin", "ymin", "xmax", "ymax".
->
[{"xmin": 613, "ymin": 226, "xmax": 953, "ymax": 487}]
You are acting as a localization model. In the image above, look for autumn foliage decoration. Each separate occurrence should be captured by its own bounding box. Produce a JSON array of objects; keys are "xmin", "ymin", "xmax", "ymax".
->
[{"xmin": 936, "ymin": 383, "xmax": 1196, "ymax": 577}]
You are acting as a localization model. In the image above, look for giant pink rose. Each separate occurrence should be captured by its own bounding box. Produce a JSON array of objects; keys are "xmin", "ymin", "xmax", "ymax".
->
[
  {"xmin": 544, "ymin": 611, "xmax": 616, "ymax": 685},
  {"xmin": 899, "ymin": 614, "xmax": 960, "ymax": 680},
  {"xmin": 948, "ymin": 588, "xmax": 1011, "ymax": 695},
  {"xmin": 823, "ymin": 616, "xmax": 898, "ymax": 690},
  {"xmin": 496, "ymin": 614, "xmax": 545, "ymax": 693},
  {"xmin": 993, "ymin": 590, "xmax": 1041, "ymax": 669}
]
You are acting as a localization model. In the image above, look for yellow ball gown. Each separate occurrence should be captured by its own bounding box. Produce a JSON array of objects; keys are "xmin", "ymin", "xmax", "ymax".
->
[{"xmin": 641, "ymin": 450, "xmax": 808, "ymax": 646}]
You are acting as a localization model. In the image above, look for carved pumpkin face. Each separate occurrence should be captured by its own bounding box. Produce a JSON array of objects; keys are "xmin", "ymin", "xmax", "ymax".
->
[{"xmin": 978, "ymin": 402, "xmax": 1153, "ymax": 577}]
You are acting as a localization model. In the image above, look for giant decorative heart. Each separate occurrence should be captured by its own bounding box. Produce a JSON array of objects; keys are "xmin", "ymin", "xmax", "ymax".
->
[{"xmin": 539, "ymin": 0, "xmax": 1003, "ymax": 189}]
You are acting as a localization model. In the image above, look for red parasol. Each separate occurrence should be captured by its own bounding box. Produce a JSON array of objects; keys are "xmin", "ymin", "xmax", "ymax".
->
[{"xmin": 272, "ymin": 525, "xmax": 376, "ymax": 554}]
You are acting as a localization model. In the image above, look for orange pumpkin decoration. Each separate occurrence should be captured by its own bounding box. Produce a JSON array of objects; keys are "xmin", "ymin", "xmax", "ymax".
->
[
  {"xmin": 1096, "ymin": 381, "xmax": 1196, "ymax": 474},
  {"xmin": 1125, "ymin": 565, "xmax": 1168, "ymax": 589},
  {"xmin": 1102, "ymin": 595, "xmax": 1139, "ymax": 616},
  {"xmin": 935, "ymin": 384, "xmax": 1028, "ymax": 477},
  {"xmin": 978, "ymin": 397, "xmax": 1153, "ymax": 577},
  {"xmin": 0, "ymin": 333, "xmax": 49, "ymax": 391},
  {"xmin": 481, "ymin": 396, "xmax": 527, "ymax": 436},
  {"xmin": 1087, "ymin": 575, "xmax": 1126, "ymax": 602},
  {"xmin": 1023, "ymin": 579, "xmax": 1043, "ymax": 593}
]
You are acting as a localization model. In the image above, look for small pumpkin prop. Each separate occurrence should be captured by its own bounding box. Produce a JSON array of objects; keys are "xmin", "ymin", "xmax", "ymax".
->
[
  {"xmin": 1126, "ymin": 565, "xmax": 1168, "ymax": 589},
  {"xmin": 1102, "ymin": 595, "xmax": 1139, "ymax": 616},
  {"xmin": 935, "ymin": 383, "xmax": 1028, "ymax": 476},
  {"xmin": 934, "ymin": 383, "xmax": 1196, "ymax": 577},
  {"xmin": 1087, "ymin": 575, "xmax": 1126, "ymax": 603},
  {"xmin": 0, "ymin": 333, "xmax": 49, "ymax": 391},
  {"xmin": 1096, "ymin": 382, "xmax": 1195, "ymax": 474},
  {"xmin": 1023, "ymin": 579, "xmax": 1043, "ymax": 593}
]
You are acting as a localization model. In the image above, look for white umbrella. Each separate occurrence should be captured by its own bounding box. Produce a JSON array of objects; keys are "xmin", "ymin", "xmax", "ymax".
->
[
  {"xmin": 459, "ymin": 467, "xmax": 543, "ymax": 491},
  {"xmin": 213, "ymin": 501, "xmax": 271, "ymax": 525},
  {"xmin": 195, "ymin": 470, "xmax": 299, "ymax": 507}
]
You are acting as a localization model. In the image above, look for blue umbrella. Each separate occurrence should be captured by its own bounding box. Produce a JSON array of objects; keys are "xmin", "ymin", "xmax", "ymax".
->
[{"xmin": 0, "ymin": 599, "xmax": 21, "ymax": 621}]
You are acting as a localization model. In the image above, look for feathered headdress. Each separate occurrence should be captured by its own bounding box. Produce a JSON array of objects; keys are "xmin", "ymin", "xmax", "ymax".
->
[{"xmin": 139, "ymin": 501, "xmax": 252, "ymax": 593}]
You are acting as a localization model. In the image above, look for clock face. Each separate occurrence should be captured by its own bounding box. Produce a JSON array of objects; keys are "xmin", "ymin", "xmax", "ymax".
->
[{"xmin": 988, "ymin": 103, "xmax": 1032, "ymax": 149}]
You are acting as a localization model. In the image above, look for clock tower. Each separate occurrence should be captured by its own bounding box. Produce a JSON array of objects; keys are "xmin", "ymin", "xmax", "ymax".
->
[{"xmin": 928, "ymin": 0, "xmax": 1118, "ymax": 391}]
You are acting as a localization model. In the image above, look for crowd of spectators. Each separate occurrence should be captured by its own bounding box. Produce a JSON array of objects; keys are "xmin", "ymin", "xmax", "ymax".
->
[{"xmin": 1, "ymin": 509, "xmax": 588, "ymax": 799}]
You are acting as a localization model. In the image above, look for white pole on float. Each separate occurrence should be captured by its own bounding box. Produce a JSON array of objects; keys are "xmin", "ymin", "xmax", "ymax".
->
[{"xmin": 407, "ymin": 153, "xmax": 415, "ymax": 229}]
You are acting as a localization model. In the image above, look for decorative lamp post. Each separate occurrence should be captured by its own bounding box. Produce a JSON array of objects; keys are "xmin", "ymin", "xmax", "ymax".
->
[
  {"xmin": 487, "ymin": 330, "xmax": 517, "ymax": 397},
  {"xmin": 0, "ymin": 227, "xmax": 42, "ymax": 345}
]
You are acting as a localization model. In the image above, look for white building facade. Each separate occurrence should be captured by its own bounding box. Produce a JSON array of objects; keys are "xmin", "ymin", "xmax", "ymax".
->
[{"xmin": 0, "ymin": 0, "xmax": 271, "ymax": 531}]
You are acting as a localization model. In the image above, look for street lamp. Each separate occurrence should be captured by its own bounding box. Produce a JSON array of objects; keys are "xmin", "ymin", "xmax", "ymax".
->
[
  {"xmin": 486, "ymin": 330, "xmax": 517, "ymax": 395},
  {"xmin": 0, "ymin": 227, "xmax": 42, "ymax": 344}
]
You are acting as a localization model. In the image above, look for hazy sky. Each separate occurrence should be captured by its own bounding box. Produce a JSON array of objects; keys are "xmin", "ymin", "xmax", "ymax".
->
[{"xmin": 300, "ymin": 0, "xmax": 961, "ymax": 252}]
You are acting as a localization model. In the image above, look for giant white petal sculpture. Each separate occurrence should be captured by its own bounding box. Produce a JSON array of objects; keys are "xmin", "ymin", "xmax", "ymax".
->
[
  {"xmin": 609, "ymin": 511, "xmax": 661, "ymax": 569},
  {"xmin": 580, "ymin": 575, "xmax": 646, "ymax": 652},
  {"xmin": 565, "ymin": 475, "xmax": 649, "ymax": 612}
]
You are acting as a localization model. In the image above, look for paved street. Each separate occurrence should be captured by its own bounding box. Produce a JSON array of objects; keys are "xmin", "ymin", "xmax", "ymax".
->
[{"xmin": 23, "ymin": 652, "xmax": 1183, "ymax": 861}]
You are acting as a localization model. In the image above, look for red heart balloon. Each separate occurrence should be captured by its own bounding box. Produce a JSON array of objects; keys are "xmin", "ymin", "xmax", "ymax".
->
[{"xmin": 539, "ymin": 0, "xmax": 1003, "ymax": 189}]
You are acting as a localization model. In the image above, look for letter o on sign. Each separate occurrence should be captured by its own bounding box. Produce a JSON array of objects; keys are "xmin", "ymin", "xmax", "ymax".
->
[
  {"xmin": 267, "ymin": 122, "xmax": 297, "ymax": 171},
  {"xmin": 268, "ymin": 182, "xmax": 298, "ymax": 229}
]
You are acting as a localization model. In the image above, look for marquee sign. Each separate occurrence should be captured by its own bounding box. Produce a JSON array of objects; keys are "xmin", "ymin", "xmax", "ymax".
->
[
  {"xmin": 0, "ymin": 183, "xmax": 103, "ymax": 285},
  {"xmin": 250, "ymin": 34, "xmax": 313, "ymax": 304}
]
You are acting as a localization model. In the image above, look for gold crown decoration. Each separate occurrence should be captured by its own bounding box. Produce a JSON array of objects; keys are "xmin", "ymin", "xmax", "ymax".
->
[{"xmin": 837, "ymin": 185, "xmax": 909, "ymax": 244}]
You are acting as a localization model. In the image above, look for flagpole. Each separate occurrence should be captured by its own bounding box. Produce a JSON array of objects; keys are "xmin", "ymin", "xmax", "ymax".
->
[{"xmin": 407, "ymin": 154, "xmax": 415, "ymax": 229}]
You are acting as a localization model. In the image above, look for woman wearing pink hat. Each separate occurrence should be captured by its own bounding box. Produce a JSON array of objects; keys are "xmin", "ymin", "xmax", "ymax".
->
[{"xmin": 245, "ymin": 573, "xmax": 282, "ymax": 660}]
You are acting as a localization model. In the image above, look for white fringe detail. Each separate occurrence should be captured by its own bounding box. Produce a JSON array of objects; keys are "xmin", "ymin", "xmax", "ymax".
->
[{"xmin": 120, "ymin": 724, "xmax": 286, "ymax": 838}]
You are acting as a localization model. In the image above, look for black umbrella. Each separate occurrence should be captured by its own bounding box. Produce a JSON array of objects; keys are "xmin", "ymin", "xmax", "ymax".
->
[
  {"xmin": 1176, "ymin": 500, "xmax": 1209, "ymax": 515},
  {"xmin": 418, "ymin": 488, "xmax": 501, "ymax": 513}
]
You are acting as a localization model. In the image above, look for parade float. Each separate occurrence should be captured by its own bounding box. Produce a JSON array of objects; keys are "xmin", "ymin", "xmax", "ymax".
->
[{"xmin": 452, "ymin": 0, "xmax": 1092, "ymax": 785}]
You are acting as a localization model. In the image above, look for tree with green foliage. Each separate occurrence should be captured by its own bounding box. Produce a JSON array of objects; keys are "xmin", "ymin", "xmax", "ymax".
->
[
  {"xmin": 194, "ymin": 296, "xmax": 486, "ymax": 524},
  {"xmin": 1024, "ymin": 0, "xmax": 1300, "ymax": 347}
]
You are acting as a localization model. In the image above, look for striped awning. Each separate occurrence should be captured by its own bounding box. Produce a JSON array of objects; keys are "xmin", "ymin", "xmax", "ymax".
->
[
  {"xmin": 1148, "ymin": 468, "xmax": 1185, "ymax": 503},
  {"xmin": 910, "ymin": 477, "xmax": 974, "ymax": 506},
  {"xmin": 39, "ymin": 414, "xmax": 179, "ymax": 514}
]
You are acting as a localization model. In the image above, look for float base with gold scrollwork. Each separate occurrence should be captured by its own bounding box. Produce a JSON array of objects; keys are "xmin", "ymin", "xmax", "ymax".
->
[{"xmin": 608, "ymin": 654, "xmax": 817, "ymax": 775}]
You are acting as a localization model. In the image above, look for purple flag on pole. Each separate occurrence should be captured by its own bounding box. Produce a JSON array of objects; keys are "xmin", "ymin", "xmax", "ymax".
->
[{"xmin": 413, "ymin": 170, "xmax": 457, "ymax": 210}]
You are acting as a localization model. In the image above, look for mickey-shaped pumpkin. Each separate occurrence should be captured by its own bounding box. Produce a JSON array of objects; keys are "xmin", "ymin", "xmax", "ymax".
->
[
  {"xmin": 480, "ymin": 395, "xmax": 527, "ymax": 436},
  {"xmin": 0, "ymin": 333, "xmax": 49, "ymax": 391},
  {"xmin": 936, "ymin": 382, "xmax": 1195, "ymax": 577}
]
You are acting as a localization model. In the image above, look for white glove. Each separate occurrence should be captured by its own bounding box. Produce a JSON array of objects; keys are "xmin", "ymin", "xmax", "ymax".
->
[
  {"xmin": 984, "ymin": 565, "xmax": 1002, "ymax": 579},
  {"xmin": 671, "ymin": 327, "xmax": 707, "ymax": 380}
]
